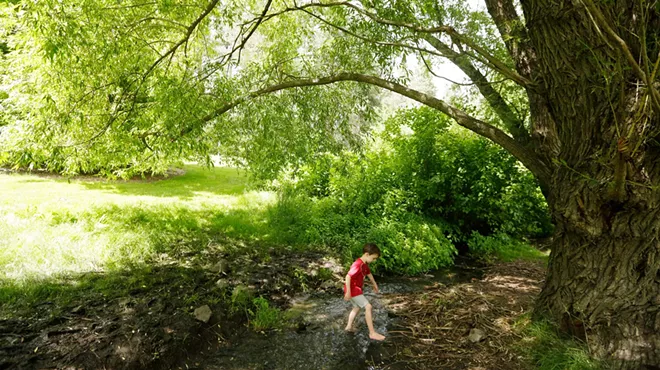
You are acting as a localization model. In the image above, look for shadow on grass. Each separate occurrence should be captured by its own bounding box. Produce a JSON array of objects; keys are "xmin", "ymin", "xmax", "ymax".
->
[{"xmin": 11, "ymin": 165, "xmax": 250, "ymax": 200}]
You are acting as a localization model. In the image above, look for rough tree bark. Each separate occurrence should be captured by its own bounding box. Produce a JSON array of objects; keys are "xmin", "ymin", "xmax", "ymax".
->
[{"xmin": 515, "ymin": 0, "xmax": 660, "ymax": 368}]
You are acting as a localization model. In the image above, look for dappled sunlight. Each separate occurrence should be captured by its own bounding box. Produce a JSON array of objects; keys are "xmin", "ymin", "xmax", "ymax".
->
[
  {"xmin": 383, "ymin": 260, "xmax": 547, "ymax": 369},
  {"xmin": 494, "ymin": 316, "xmax": 513, "ymax": 333},
  {"xmin": 483, "ymin": 275, "xmax": 543, "ymax": 293}
]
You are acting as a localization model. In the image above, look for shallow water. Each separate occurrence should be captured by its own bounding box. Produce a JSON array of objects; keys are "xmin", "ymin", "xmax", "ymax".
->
[{"xmin": 200, "ymin": 266, "xmax": 482, "ymax": 370}]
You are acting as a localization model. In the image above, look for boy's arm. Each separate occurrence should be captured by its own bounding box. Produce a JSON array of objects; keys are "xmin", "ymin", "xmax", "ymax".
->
[
  {"xmin": 344, "ymin": 274, "xmax": 352, "ymax": 300},
  {"xmin": 367, "ymin": 274, "xmax": 379, "ymax": 293}
]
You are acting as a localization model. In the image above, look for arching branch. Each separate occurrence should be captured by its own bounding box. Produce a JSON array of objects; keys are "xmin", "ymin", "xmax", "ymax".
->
[
  {"xmin": 223, "ymin": 0, "xmax": 273, "ymax": 66},
  {"xmin": 239, "ymin": 1, "xmax": 532, "ymax": 87},
  {"xmin": 193, "ymin": 73, "xmax": 550, "ymax": 184},
  {"xmin": 299, "ymin": 8, "xmax": 448, "ymax": 59}
]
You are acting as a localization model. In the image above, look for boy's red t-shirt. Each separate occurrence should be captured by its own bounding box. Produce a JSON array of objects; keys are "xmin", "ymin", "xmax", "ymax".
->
[{"xmin": 344, "ymin": 258, "xmax": 371, "ymax": 297}]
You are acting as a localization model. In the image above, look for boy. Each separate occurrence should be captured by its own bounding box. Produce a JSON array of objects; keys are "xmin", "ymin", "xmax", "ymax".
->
[{"xmin": 343, "ymin": 243, "xmax": 386, "ymax": 341}]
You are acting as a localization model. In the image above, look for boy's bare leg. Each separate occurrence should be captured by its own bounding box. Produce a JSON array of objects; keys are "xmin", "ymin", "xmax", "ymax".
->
[
  {"xmin": 364, "ymin": 304, "xmax": 385, "ymax": 340},
  {"xmin": 345, "ymin": 306, "xmax": 360, "ymax": 331}
]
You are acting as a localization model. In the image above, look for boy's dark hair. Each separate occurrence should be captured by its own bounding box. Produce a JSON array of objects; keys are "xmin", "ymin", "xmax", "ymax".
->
[{"xmin": 363, "ymin": 243, "xmax": 381, "ymax": 256}]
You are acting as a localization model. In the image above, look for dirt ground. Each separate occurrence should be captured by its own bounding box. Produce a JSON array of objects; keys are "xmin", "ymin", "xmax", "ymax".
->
[
  {"xmin": 370, "ymin": 259, "xmax": 546, "ymax": 370},
  {"xmin": 1, "ymin": 256, "xmax": 546, "ymax": 370},
  {"xmin": 0, "ymin": 249, "xmax": 343, "ymax": 370}
]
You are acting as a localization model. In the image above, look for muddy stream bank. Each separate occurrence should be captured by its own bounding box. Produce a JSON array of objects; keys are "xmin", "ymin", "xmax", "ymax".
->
[{"xmin": 182, "ymin": 264, "xmax": 484, "ymax": 370}]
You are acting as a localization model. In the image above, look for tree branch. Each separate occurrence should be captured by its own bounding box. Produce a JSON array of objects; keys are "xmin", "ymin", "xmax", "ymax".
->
[
  {"xmin": 483, "ymin": 0, "xmax": 536, "ymax": 80},
  {"xmin": 231, "ymin": 0, "xmax": 272, "ymax": 66},
  {"xmin": 242, "ymin": 1, "xmax": 532, "ymax": 87},
  {"xmin": 300, "ymin": 9, "xmax": 448, "ymax": 59},
  {"xmin": 144, "ymin": 0, "xmax": 219, "ymax": 78},
  {"xmin": 292, "ymin": 2, "xmax": 532, "ymax": 143},
  {"xmin": 194, "ymin": 73, "xmax": 550, "ymax": 183},
  {"xmin": 436, "ymin": 26, "xmax": 532, "ymax": 87},
  {"xmin": 320, "ymin": 2, "xmax": 532, "ymax": 86},
  {"xmin": 423, "ymin": 35, "xmax": 530, "ymax": 143},
  {"xmin": 420, "ymin": 55, "xmax": 509, "ymax": 86}
]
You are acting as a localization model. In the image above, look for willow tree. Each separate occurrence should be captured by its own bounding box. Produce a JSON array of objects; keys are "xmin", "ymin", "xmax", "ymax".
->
[{"xmin": 2, "ymin": 0, "xmax": 660, "ymax": 367}]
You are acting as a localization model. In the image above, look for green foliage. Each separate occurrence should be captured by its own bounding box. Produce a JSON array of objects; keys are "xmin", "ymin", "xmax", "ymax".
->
[
  {"xmin": 269, "ymin": 106, "xmax": 551, "ymax": 272},
  {"xmin": 362, "ymin": 217, "xmax": 456, "ymax": 274},
  {"xmin": 0, "ymin": 0, "xmax": 379, "ymax": 179},
  {"xmin": 515, "ymin": 316, "xmax": 603, "ymax": 370},
  {"xmin": 0, "ymin": 0, "xmax": 526, "ymax": 183},
  {"xmin": 267, "ymin": 188, "xmax": 456, "ymax": 274},
  {"xmin": 248, "ymin": 297, "xmax": 282, "ymax": 331},
  {"xmin": 290, "ymin": 106, "xmax": 552, "ymax": 242},
  {"xmin": 380, "ymin": 107, "xmax": 552, "ymax": 239},
  {"xmin": 292, "ymin": 266, "xmax": 309, "ymax": 293},
  {"xmin": 316, "ymin": 267, "xmax": 333, "ymax": 281}
]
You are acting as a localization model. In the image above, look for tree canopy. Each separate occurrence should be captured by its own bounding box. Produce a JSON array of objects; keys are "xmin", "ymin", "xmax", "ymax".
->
[{"xmin": 0, "ymin": 0, "xmax": 530, "ymax": 179}]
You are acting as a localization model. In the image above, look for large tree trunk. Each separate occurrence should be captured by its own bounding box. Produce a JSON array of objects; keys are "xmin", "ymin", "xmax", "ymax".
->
[
  {"xmin": 519, "ymin": 1, "xmax": 660, "ymax": 368},
  {"xmin": 538, "ymin": 179, "xmax": 660, "ymax": 368}
]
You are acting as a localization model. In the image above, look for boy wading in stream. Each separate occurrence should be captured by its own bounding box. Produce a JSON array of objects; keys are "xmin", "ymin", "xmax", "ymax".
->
[{"xmin": 343, "ymin": 243, "xmax": 386, "ymax": 341}]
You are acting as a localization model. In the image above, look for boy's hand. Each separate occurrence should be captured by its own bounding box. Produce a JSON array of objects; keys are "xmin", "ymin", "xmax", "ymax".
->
[
  {"xmin": 344, "ymin": 293, "xmax": 351, "ymax": 301},
  {"xmin": 373, "ymin": 284, "xmax": 380, "ymax": 294}
]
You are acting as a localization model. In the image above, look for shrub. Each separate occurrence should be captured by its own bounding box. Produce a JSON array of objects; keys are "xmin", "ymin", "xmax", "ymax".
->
[{"xmin": 269, "ymin": 106, "xmax": 552, "ymax": 274}]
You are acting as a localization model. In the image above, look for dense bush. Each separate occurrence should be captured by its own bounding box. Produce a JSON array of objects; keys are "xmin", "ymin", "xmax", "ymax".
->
[
  {"xmin": 269, "ymin": 106, "xmax": 552, "ymax": 273},
  {"xmin": 267, "ymin": 188, "xmax": 456, "ymax": 274}
]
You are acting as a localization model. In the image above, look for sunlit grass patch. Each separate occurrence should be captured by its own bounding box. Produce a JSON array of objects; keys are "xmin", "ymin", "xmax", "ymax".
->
[
  {"xmin": 0, "ymin": 165, "xmax": 276, "ymax": 282},
  {"xmin": 467, "ymin": 232, "xmax": 549, "ymax": 264},
  {"xmin": 495, "ymin": 242, "xmax": 549, "ymax": 263}
]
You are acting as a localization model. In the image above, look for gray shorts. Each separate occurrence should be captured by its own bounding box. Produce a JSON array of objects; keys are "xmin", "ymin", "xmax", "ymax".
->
[{"xmin": 350, "ymin": 294, "xmax": 369, "ymax": 308}]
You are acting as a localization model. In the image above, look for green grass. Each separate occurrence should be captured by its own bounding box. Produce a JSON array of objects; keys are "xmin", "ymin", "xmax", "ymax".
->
[
  {"xmin": 467, "ymin": 232, "xmax": 550, "ymax": 264},
  {"xmin": 515, "ymin": 315, "xmax": 603, "ymax": 370},
  {"xmin": 495, "ymin": 242, "xmax": 550, "ymax": 263},
  {"xmin": 0, "ymin": 264, "xmax": 218, "ymax": 316},
  {"xmin": 0, "ymin": 165, "xmax": 275, "ymax": 282},
  {"xmin": 249, "ymin": 297, "xmax": 283, "ymax": 331},
  {"xmin": 0, "ymin": 164, "xmax": 552, "ymax": 324}
]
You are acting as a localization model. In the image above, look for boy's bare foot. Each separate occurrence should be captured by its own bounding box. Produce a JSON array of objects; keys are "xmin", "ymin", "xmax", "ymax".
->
[
  {"xmin": 344, "ymin": 326, "xmax": 356, "ymax": 332},
  {"xmin": 369, "ymin": 332, "xmax": 386, "ymax": 341}
]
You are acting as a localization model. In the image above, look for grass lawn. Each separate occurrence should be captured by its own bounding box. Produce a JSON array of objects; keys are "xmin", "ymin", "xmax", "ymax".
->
[{"xmin": 0, "ymin": 165, "xmax": 276, "ymax": 282}]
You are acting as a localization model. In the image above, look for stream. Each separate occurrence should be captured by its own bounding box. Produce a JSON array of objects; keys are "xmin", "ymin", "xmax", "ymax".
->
[{"xmin": 198, "ymin": 265, "xmax": 483, "ymax": 370}]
